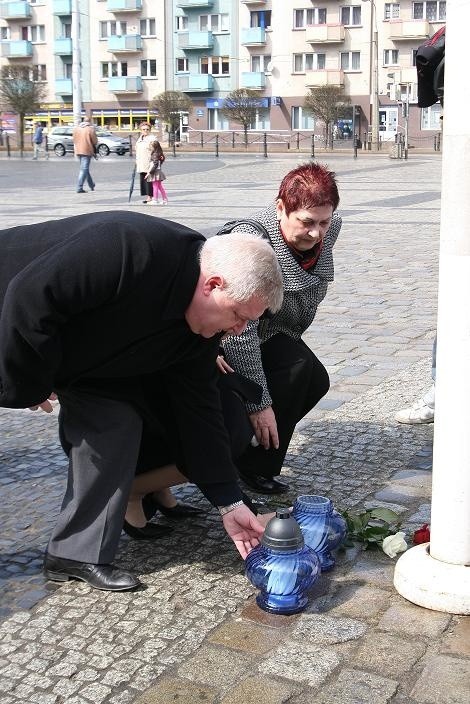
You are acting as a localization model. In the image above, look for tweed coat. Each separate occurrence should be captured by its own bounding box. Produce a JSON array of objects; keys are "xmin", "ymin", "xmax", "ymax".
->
[
  {"xmin": 0, "ymin": 211, "xmax": 241, "ymax": 503},
  {"xmin": 221, "ymin": 203, "xmax": 342, "ymax": 412}
]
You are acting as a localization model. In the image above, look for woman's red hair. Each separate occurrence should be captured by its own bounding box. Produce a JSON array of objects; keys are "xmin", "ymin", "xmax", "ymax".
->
[{"xmin": 277, "ymin": 162, "xmax": 339, "ymax": 214}]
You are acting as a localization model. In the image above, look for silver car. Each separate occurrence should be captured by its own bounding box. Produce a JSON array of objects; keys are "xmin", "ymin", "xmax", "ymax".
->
[{"xmin": 47, "ymin": 126, "xmax": 130, "ymax": 157}]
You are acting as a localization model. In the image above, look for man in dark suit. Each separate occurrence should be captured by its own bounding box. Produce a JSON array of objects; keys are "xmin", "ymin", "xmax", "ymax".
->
[{"xmin": 0, "ymin": 211, "xmax": 283, "ymax": 591}]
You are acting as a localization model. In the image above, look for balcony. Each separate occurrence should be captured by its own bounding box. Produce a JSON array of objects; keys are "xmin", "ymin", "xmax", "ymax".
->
[
  {"xmin": 176, "ymin": 1, "xmax": 213, "ymax": 8},
  {"xmin": 305, "ymin": 69, "xmax": 344, "ymax": 88},
  {"xmin": 241, "ymin": 0, "xmax": 266, "ymax": 4},
  {"xmin": 54, "ymin": 38, "xmax": 73, "ymax": 55},
  {"xmin": 388, "ymin": 19, "xmax": 430, "ymax": 40},
  {"xmin": 305, "ymin": 24, "xmax": 345, "ymax": 44},
  {"xmin": 0, "ymin": 2, "xmax": 31, "ymax": 20},
  {"xmin": 241, "ymin": 27, "xmax": 266, "ymax": 46},
  {"xmin": 176, "ymin": 73, "xmax": 214, "ymax": 92},
  {"xmin": 108, "ymin": 34, "xmax": 142, "ymax": 53},
  {"xmin": 108, "ymin": 76, "xmax": 143, "ymax": 93},
  {"xmin": 52, "ymin": 0, "xmax": 72, "ymax": 15},
  {"xmin": 241, "ymin": 71, "xmax": 266, "ymax": 89},
  {"xmin": 178, "ymin": 31, "xmax": 213, "ymax": 50},
  {"xmin": 55, "ymin": 78, "xmax": 73, "ymax": 95},
  {"xmin": 0, "ymin": 39, "xmax": 32, "ymax": 57},
  {"xmin": 106, "ymin": 0, "xmax": 142, "ymax": 13}
]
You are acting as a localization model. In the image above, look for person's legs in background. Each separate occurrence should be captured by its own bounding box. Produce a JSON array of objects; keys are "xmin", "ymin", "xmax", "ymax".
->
[
  {"xmin": 395, "ymin": 337, "xmax": 436, "ymax": 424},
  {"xmin": 77, "ymin": 155, "xmax": 94, "ymax": 192}
]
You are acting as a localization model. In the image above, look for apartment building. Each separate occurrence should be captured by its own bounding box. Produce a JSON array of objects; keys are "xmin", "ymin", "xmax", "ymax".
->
[{"xmin": 0, "ymin": 1, "xmax": 444, "ymax": 144}]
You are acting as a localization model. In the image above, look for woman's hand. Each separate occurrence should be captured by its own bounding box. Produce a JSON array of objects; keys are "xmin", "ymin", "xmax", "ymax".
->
[
  {"xmin": 29, "ymin": 392, "xmax": 58, "ymax": 413},
  {"xmin": 249, "ymin": 406, "xmax": 279, "ymax": 450},
  {"xmin": 216, "ymin": 355, "xmax": 234, "ymax": 374}
]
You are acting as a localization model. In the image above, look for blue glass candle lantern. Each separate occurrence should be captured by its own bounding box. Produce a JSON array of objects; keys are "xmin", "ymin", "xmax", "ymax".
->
[
  {"xmin": 245, "ymin": 509, "xmax": 320, "ymax": 615},
  {"xmin": 292, "ymin": 495, "xmax": 347, "ymax": 572}
]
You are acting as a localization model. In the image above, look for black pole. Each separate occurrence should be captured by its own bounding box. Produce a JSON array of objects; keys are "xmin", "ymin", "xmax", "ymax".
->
[
  {"xmin": 263, "ymin": 131, "xmax": 267, "ymax": 158},
  {"xmin": 296, "ymin": 132, "xmax": 300, "ymax": 149},
  {"xmin": 354, "ymin": 134, "xmax": 358, "ymax": 159},
  {"xmin": 200, "ymin": 131, "xmax": 204, "ymax": 149},
  {"xmin": 311, "ymin": 133, "xmax": 315, "ymax": 159},
  {"xmin": 6, "ymin": 134, "xmax": 10, "ymax": 158},
  {"xmin": 215, "ymin": 133, "xmax": 219, "ymax": 158},
  {"xmin": 232, "ymin": 131, "xmax": 235, "ymax": 148},
  {"xmin": 172, "ymin": 138, "xmax": 176, "ymax": 158}
]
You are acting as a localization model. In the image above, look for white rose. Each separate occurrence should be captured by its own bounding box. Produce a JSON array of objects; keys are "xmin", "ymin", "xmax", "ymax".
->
[{"xmin": 382, "ymin": 531, "xmax": 407, "ymax": 558}]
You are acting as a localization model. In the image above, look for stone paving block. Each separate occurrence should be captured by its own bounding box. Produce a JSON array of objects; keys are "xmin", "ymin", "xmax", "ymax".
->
[
  {"xmin": 259, "ymin": 640, "xmax": 341, "ymax": 688},
  {"xmin": 345, "ymin": 556, "xmax": 396, "ymax": 589},
  {"xmin": 317, "ymin": 585, "xmax": 392, "ymax": 620},
  {"xmin": 378, "ymin": 603, "xmax": 451, "ymax": 638},
  {"xmin": 134, "ymin": 676, "xmax": 218, "ymax": 703},
  {"xmin": 290, "ymin": 614, "xmax": 367, "ymax": 645},
  {"xmin": 240, "ymin": 600, "xmax": 300, "ymax": 629},
  {"xmin": 177, "ymin": 645, "xmax": 252, "ymax": 689},
  {"xmin": 410, "ymin": 655, "xmax": 470, "ymax": 704},
  {"xmin": 314, "ymin": 668, "xmax": 399, "ymax": 704},
  {"xmin": 220, "ymin": 676, "xmax": 295, "ymax": 704},
  {"xmin": 440, "ymin": 617, "xmax": 470, "ymax": 657},
  {"xmin": 207, "ymin": 620, "xmax": 285, "ymax": 655},
  {"xmin": 352, "ymin": 632, "xmax": 427, "ymax": 677},
  {"xmin": 375, "ymin": 483, "xmax": 431, "ymax": 504}
]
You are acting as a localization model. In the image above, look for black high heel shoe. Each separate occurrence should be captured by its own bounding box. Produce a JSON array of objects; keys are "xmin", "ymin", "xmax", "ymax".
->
[
  {"xmin": 142, "ymin": 495, "xmax": 204, "ymax": 521},
  {"xmin": 122, "ymin": 520, "xmax": 173, "ymax": 541}
]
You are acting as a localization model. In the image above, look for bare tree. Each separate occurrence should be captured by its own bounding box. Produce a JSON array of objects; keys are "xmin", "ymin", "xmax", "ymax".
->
[
  {"xmin": 304, "ymin": 85, "xmax": 350, "ymax": 149},
  {"xmin": 152, "ymin": 90, "xmax": 193, "ymax": 141},
  {"xmin": 221, "ymin": 89, "xmax": 259, "ymax": 146},
  {"xmin": 0, "ymin": 65, "xmax": 47, "ymax": 151}
]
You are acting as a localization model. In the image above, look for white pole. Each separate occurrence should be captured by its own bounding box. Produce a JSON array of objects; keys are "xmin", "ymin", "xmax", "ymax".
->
[
  {"xmin": 72, "ymin": 0, "xmax": 82, "ymax": 125},
  {"xmin": 394, "ymin": 0, "xmax": 470, "ymax": 614}
]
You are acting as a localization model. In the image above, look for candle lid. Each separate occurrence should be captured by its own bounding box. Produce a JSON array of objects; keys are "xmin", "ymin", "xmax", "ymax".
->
[{"xmin": 261, "ymin": 509, "xmax": 304, "ymax": 551}]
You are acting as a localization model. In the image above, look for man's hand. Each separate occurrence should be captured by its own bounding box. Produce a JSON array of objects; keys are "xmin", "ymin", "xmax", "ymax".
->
[
  {"xmin": 29, "ymin": 392, "xmax": 58, "ymax": 413},
  {"xmin": 249, "ymin": 406, "xmax": 279, "ymax": 450},
  {"xmin": 222, "ymin": 504, "xmax": 265, "ymax": 559},
  {"xmin": 216, "ymin": 355, "xmax": 234, "ymax": 374}
]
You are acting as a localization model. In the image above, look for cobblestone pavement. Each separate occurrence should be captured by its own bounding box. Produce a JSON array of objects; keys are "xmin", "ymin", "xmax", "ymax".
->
[{"xmin": 1, "ymin": 153, "xmax": 469, "ymax": 703}]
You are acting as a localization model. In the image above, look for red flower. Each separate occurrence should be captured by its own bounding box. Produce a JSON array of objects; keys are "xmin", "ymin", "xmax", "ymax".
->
[{"xmin": 413, "ymin": 524, "xmax": 430, "ymax": 544}]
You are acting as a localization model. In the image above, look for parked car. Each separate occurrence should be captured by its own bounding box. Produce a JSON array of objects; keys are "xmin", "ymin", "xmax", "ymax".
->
[{"xmin": 46, "ymin": 126, "xmax": 130, "ymax": 157}]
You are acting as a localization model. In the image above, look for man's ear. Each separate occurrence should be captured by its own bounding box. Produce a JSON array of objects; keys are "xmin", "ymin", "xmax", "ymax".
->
[
  {"xmin": 202, "ymin": 275, "xmax": 224, "ymax": 296},
  {"xmin": 275, "ymin": 199, "xmax": 284, "ymax": 221}
]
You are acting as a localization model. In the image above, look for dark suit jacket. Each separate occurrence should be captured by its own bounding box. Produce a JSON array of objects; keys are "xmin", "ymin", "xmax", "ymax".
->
[{"xmin": 0, "ymin": 211, "xmax": 241, "ymax": 502}]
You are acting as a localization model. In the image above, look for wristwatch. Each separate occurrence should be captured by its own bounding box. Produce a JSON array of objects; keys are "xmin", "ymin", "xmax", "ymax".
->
[{"xmin": 218, "ymin": 500, "xmax": 244, "ymax": 516}]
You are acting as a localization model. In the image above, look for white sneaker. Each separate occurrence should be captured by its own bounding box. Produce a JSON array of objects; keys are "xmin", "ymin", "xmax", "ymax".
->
[
  {"xmin": 150, "ymin": 200, "xmax": 160, "ymax": 205},
  {"xmin": 395, "ymin": 398, "xmax": 435, "ymax": 424},
  {"xmin": 162, "ymin": 200, "xmax": 168, "ymax": 205}
]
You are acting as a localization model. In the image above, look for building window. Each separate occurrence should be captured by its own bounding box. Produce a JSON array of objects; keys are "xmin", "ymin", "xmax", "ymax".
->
[
  {"xmin": 200, "ymin": 14, "xmax": 229, "ymax": 32},
  {"xmin": 31, "ymin": 64, "xmax": 47, "ymax": 81},
  {"xmin": 384, "ymin": 3, "xmax": 400, "ymax": 19},
  {"xmin": 140, "ymin": 19, "xmax": 156, "ymax": 37},
  {"xmin": 413, "ymin": 2, "xmax": 446, "ymax": 21},
  {"xmin": 176, "ymin": 16, "xmax": 188, "ymax": 31},
  {"xmin": 251, "ymin": 54, "xmax": 271, "ymax": 72},
  {"xmin": 293, "ymin": 53, "xmax": 325, "ymax": 72},
  {"xmin": 0, "ymin": 26, "xmax": 10, "ymax": 40},
  {"xmin": 141, "ymin": 59, "xmax": 156, "ymax": 77},
  {"xmin": 22, "ymin": 25, "xmax": 45, "ymax": 42},
  {"xmin": 100, "ymin": 21, "xmax": 127, "ymax": 38},
  {"xmin": 61, "ymin": 22, "xmax": 71, "ymax": 38},
  {"xmin": 341, "ymin": 51, "xmax": 361, "ymax": 70},
  {"xmin": 292, "ymin": 106, "xmax": 314, "ymax": 130},
  {"xmin": 200, "ymin": 56, "xmax": 229, "ymax": 75},
  {"xmin": 383, "ymin": 49, "xmax": 399, "ymax": 65},
  {"xmin": 64, "ymin": 62, "xmax": 72, "ymax": 79},
  {"xmin": 250, "ymin": 11, "xmax": 272, "ymax": 30},
  {"xmin": 100, "ymin": 61, "xmax": 128, "ymax": 79},
  {"xmin": 176, "ymin": 57, "xmax": 189, "ymax": 72},
  {"xmin": 421, "ymin": 103, "xmax": 442, "ymax": 129},
  {"xmin": 340, "ymin": 6, "xmax": 362, "ymax": 26},
  {"xmin": 293, "ymin": 8, "xmax": 327, "ymax": 28}
]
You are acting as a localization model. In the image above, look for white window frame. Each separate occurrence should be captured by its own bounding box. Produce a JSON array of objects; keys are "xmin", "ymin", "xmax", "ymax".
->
[
  {"xmin": 340, "ymin": 6, "xmax": 362, "ymax": 26},
  {"xmin": 251, "ymin": 54, "xmax": 271, "ymax": 72},
  {"xmin": 293, "ymin": 53, "xmax": 325, "ymax": 72},
  {"xmin": 140, "ymin": 19, "xmax": 156, "ymax": 37},
  {"xmin": 293, "ymin": 8, "xmax": 327, "ymax": 28},
  {"xmin": 31, "ymin": 64, "xmax": 47, "ymax": 81},
  {"xmin": 413, "ymin": 1, "xmax": 446, "ymax": 21},
  {"xmin": 200, "ymin": 55, "xmax": 230, "ymax": 76},
  {"xmin": 384, "ymin": 3, "xmax": 400, "ymax": 20},
  {"xmin": 383, "ymin": 49, "xmax": 399, "ymax": 65},
  {"xmin": 141, "ymin": 59, "xmax": 156, "ymax": 78},
  {"xmin": 292, "ymin": 106, "xmax": 314, "ymax": 130},
  {"xmin": 61, "ymin": 21, "xmax": 71, "ymax": 38},
  {"xmin": 250, "ymin": 10, "xmax": 272, "ymax": 30},
  {"xmin": 176, "ymin": 16, "xmax": 188, "ymax": 31},
  {"xmin": 176, "ymin": 57, "xmax": 189, "ymax": 73},
  {"xmin": 22, "ymin": 25, "xmax": 45, "ymax": 42},
  {"xmin": 0, "ymin": 26, "xmax": 10, "ymax": 40},
  {"xmin": 341, "ymin": 51, "xmax": 361, "ymax": 71},
  {"xmin": 199, "ymin": 14, "xmax": 229, "ymax": 33},
  {"xmin": 100, "ymin": 21, "xmax": 127, "ymax": 39},
  {"xmin": 64, "ymin": 62, "xmax": 72, "ymax": 79},
  {"xmin": 100, "ymin": 61, "xmax": 128, "ymax": 79},
  {"xmin": 421, "ymin": 103, "xmax": 442, "ymax": 129}
]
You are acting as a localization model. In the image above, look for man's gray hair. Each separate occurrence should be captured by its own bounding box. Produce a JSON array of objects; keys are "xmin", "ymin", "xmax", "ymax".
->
[{"xmin": 200, "ymin": 232, "xmax": 283, "ymax": 313}]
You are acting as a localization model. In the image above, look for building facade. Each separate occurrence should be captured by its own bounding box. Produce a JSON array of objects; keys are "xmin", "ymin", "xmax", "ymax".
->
[{"xmin": 0, "ymin": 0, "xmax": 444, "ymax": 144}]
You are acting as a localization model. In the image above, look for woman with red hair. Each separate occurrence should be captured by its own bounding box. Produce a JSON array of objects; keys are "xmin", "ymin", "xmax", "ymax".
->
[{"xmin": 220, "ymin": 162, "xmax": 341, "ymax": 494}]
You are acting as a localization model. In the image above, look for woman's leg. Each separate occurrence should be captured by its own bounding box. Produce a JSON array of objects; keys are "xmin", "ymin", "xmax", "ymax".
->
[
  {"xmin": 152, "ymin": 180, "xmax": 159, "ymax": 202},
  {"xmin": 125, "ymin": 464, "xmax": 188, "ymax": 527},
  {"xmin": 158, "ymin": 181, "xmax": 168, "ymax": 202}
]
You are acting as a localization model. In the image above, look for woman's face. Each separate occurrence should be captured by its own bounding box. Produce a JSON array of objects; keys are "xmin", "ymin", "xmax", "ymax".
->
[{"xmin": 276, "ymin": 199, "xmax": 333, "ymax": 251}]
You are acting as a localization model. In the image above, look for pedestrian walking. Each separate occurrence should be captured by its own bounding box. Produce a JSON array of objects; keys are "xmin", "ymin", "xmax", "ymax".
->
[
  {"xmin": 72, "ymin": 117, "xmax": 97, "ymax": 193},
  {"xmin": 32, "ymin": 122, "xmax": 48, "ymax": 160},
  {"xmin": 134, "ymin": 122, "xmax": 154, "ymax": 204},
  {"xmin": 146, "ymin": 140, "xmax": 168, "ymax": 205}
]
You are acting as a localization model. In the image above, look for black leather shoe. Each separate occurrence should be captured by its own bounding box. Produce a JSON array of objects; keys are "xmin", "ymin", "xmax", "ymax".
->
[
  {"xmin": 142, "ymin": 495, "xmax": 204, "ymax": 521},
  {"xmin": 77, "ymin": 189, "xmax": 87, "ymax": 193},
  {"xmin": 122, "ymin": 520, "xmax": 173, "ymax": 540},
  {"xmin": 239, "ymin": 472, "xmax": 290, "ymax": 495},
  {"xmin": 43, "ymin": 554, "xmax": 141, "ymax": 591}
]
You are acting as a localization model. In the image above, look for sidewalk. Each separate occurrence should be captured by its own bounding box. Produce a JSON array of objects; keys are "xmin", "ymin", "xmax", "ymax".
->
[{"xmin": 1, "ymin": 153, "xmax": 468, "ymax": 704}]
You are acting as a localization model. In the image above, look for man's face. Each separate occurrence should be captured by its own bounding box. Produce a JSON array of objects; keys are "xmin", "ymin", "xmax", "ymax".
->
[
  {"xmin": 197, "ymin": 282, "xmax": 267, "ymax": 339},
  {"xmin": 276, "ymin": 200, "xmax": 333, "ymax": 252}
]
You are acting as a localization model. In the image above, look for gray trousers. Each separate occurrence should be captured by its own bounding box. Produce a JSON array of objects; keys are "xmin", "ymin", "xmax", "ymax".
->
[{"xmin": 48, "ymin": 389, "xmax": 143, "ymax": 563}]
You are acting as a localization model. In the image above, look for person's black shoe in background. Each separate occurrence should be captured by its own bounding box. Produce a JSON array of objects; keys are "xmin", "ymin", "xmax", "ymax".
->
[{"xmin": 239, "ymin": 472, "xmax": 290, "ymax": 494}]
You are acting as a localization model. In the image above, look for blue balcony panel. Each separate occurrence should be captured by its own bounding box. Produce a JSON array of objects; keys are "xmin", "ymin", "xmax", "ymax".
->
[
  {"xmin": 52, "ymin": 0, "xmax": 72, "ymax": 15},
  {"xmin": 178, "ymin": 31, "xmax": 213, "ymax": 50},
  {"xmin": 176, "ymin": 1, "xmax": 213, "ymax": 8},
  {"xmin": 55, "ymin": 78, "xmax": 73, "ymax": 95},
  {"xmin": 108, "ymin": 34, "xmax": 142, "ymax": 53},
  {"xmin": 0, "ymin": 39, "xmax": 32, "ymax": 57},
  {"xmin": 0, "ymin": 2, "xmax": 31, "ymax": 20},
  {"xmin": 176, "ymin": 73, "xmax": 214, "ymax": 92},
  {"xmin": 108, "ymin": 76, "xmax": 143, "ymax": 93},
  {"xmin": 241, "ymin": 71, "xmax": 266, "ymax": 89},
  {"xmin": 241, "ymin": 27, "xmax": 266, "ymax": 46},
  {"xmin": 54, "ymin": 37, "xmax": 73, "ymax": 55},
  {"xmin": 107, "ymin": 0, "xmax": 142, "ymax": 12}
]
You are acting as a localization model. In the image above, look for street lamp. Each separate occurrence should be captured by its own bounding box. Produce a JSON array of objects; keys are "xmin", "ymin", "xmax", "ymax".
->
[{"xmin": 362, "ymin": 0, "xmax": 379, "ymax": 150}]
